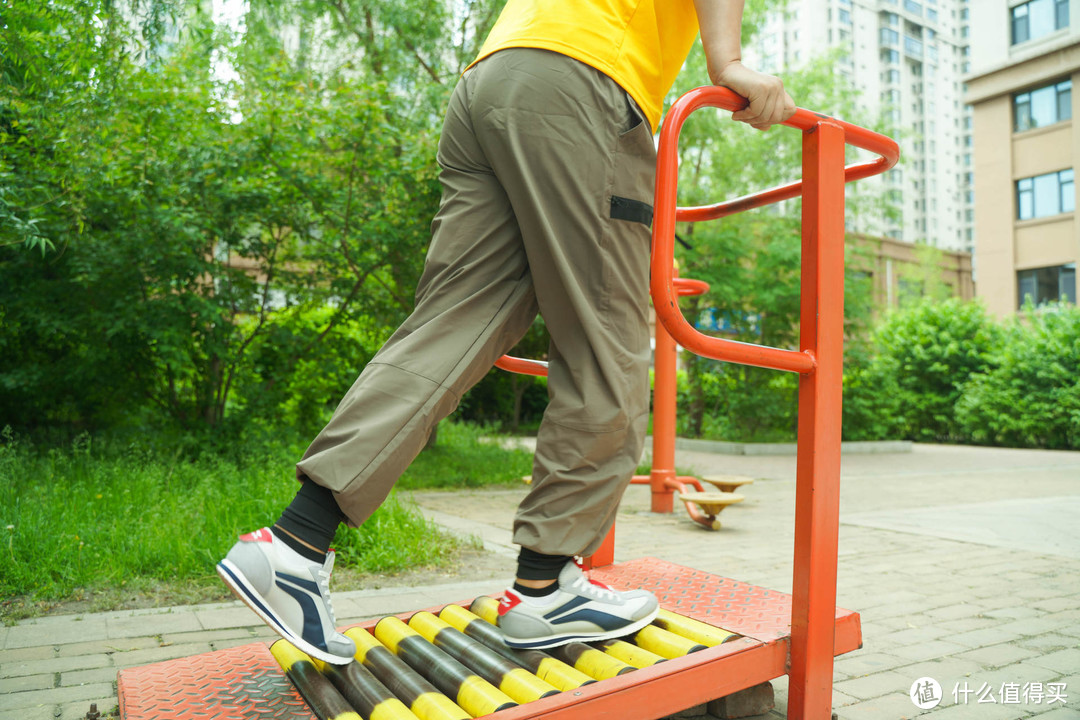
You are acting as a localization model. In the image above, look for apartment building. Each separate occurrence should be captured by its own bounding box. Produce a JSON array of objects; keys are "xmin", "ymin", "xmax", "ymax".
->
[
  {"xmin": 752, "ymin": 0, "xmax": 974, "ymax": 253},
  {"xmin": 966, "ymin": 0, "xmax": 1079, "ymax": 315}
]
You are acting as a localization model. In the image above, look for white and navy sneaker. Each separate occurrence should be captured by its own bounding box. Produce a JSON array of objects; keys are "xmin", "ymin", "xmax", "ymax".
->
[
  {"xmin": 496, "ymin": 560, "xmax": 659, "ymax": 649},
  {"xmin": 216, "ymin": 528, "xmax": 355, "ymax": 664}
]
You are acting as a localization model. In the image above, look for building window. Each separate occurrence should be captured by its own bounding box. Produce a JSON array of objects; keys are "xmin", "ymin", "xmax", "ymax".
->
[
  {"xmin": 904, "ymin": 0, "xmax": 922, "ymax": 16},
  {"xmin": 1016, "ymin": 169, "xmax": 1075, "ymax": 220},
  {"xmin": 1014, "ymin": 79, "xmax": 1072, "ymax": 131},
  {"xmin": 1011, "ymin": 0, "xmax": 1069, "ymax": 45},
  {"xmin": 883, "ymin": 48, "xmax": 900, "ymax": 63},
  {"xmin": 1017, "ymin": 264, "xmax": 1076, "ymax": 307},
  {"xmin": 881, "ymin": 27, "xmax": 900, "ymax": 44}
]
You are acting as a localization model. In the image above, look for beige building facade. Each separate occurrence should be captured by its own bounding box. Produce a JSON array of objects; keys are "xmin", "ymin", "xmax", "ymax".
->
[
  {"xmin": 849, "ymin": 234, "xmax": 975, "ymax": 310},
  {"xmin": 967, "ymin": 0, "xmax": 1080, "ymax": 316}
]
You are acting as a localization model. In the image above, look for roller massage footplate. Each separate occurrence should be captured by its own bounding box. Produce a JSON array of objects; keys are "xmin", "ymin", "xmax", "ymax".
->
[{"xmin": 117, "ymin": 558, "xmax": 861, "ymax": 720}]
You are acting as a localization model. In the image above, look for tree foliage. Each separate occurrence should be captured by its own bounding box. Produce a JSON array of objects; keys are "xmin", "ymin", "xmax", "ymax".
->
[{"xmin": 1, "ymin": 0, "xmax": 503, "ymax": 435}]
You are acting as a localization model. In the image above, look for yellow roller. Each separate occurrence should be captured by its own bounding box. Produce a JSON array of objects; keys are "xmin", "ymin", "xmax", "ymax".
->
[
  {"xmin": 592, "ymin": 638, "xmax": 666, "ymax": 668},
  {"xmin": 439, "ymin": 604, "xmax": 594, "ymax": 691},
  {"xmin": 269, "ymin": 640, "xmax": 362, "ymax": 720},
  {"xmin": 654, "ymin": 608, "xmax": 739, "ymax": 646},
  {"xmin": 469, "ymin": 596, "xmax": 635, "ymax": 680},
  {"xmin": 632, "ymin": 625, "xmax": 707, "ymax": 659},
  {"xmin": 375, "ymin": 616, "xmax": 517, "ymax": 717},
  {"xmin": 311, "ymin": 656, "xmax": 421, "ymax": 720},
  {"xmin": 409, "ymin": 611, "xmax": 559, "ymax": 704},
  {"xmin": 550, "ymin": 641, "xmax": 636, "ymax": 680},
  {"xmin": 469, "ymin": 595, "xmax": 503, "ymax": 625},
  {"xmin": 345, "ymin": 628, "xmax": 469, "ymax": 720}
]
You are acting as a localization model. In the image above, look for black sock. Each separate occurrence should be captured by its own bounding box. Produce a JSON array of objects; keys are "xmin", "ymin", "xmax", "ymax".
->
[
  {"xmin": 513, "ymin": 581, "xmax": 558, "ymax": 598},
  {"xmin": 516, "ymin": 547, "xmax": 573, "ymax": 582},
  {"xmin": 273, "ymin": 478, "xmax": 345, "ymax": 563}
]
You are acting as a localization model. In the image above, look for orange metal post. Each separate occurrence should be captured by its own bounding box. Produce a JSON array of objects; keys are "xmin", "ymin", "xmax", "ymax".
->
[
  {"xmin": 581, "ymin": 525, "xmax": 616, "ymax": 569},
  {"xmin": 650, "ymin": 297, "xmax": 679, "ymax": 514},
  {"xmin": 788, "ymin": 121, "xmax": 847, "ymax": 720}
]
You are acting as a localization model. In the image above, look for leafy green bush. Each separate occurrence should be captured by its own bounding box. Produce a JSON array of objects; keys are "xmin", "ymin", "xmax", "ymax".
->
[
  {"xmin": 956, "ymin": 303, "xmax": 1080, "ymax": 449},
  {"xmin": 674, "ymin": 357, "xmax": 798, "ymax": 443},
  {"xmin": 871, "ymin": 298, "xmax": 1003, "ymax": 442},
  {"xmin": 841, "ymin": 344, "xmax": 904, "ymax": 441},
  {"xmin": 231, "ymin": 305, "xmax": 389, "ymax": 435}
]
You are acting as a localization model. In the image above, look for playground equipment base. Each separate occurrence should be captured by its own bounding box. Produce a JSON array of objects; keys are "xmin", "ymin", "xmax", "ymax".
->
[{"xmin": 117, "ymin": 558, "xmax": 861, "ymax": 720}]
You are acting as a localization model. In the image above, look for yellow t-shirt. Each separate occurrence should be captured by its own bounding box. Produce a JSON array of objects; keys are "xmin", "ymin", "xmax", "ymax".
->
[{"xmin": 472, "ymin": 0, "xmax": 700, "ymax": 131}]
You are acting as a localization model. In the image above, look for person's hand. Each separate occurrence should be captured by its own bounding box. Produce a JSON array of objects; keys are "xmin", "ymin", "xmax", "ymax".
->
[{"xmin": 710, "ymin": 60, "xmax": 796, "ymax": 131}]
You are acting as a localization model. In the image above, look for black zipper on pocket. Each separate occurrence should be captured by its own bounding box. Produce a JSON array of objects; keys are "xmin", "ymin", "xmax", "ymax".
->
[{"xmin": 610, "ymin": 195, "xmax": 654, "ymax": 227}]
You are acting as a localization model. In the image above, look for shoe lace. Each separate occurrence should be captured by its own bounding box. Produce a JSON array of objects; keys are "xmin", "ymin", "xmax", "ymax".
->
[
  {"xmin": 572, "ymin": 575, "xmax": 619, "ymax": 602},
  {"xmin": 571, "ymin": 556, "xmax": 618, "ymax": 601},
  {"xmin": 316, "ymin": 554, "xmax": 338, "ymax": 623}
]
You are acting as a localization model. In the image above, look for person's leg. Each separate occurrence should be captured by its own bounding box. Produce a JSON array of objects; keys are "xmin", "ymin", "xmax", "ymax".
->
[
  {"xmin": 468, "ymin": 49, "xmax": 659, "ymax": 646},
  {"xmin": 294, "ymin": 73, "xmax": 539, "ymax": 528},
  {"xmin": 219, "ymin": 70, "xmax": 539, "ymax": 663},
  {"xmin": 273, "ymin": 480, "xmax": 344, "ymax": 562},
  {"xmin": 475, "ymin": 49, "xmax": 656, "ymax": 563}
]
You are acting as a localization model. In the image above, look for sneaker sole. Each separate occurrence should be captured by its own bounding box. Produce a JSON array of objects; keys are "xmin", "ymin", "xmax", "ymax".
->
[
  {"xmin": 216, "ymin": 560, "xmax": 354, "ymax": 665},
  {"xmin": 501, "ymin": 606, "xmax": 660, "ymax": 650}
]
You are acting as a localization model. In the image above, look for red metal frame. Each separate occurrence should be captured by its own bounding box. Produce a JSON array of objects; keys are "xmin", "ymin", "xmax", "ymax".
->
[{"xmin": 650, "ymin": 87, "xmax": 897, "ymax": 719}]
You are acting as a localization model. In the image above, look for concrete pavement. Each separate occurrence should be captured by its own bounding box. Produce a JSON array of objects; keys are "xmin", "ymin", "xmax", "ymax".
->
[{"xmin": 2, "ymin": 443, "xmax": 1078, "ymax": 720}]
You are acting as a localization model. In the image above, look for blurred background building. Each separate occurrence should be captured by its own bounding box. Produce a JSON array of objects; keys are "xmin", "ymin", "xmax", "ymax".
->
[
  {"xmin": 750, "ymin": 0, "xmax": 974, "ymax": 254},
  {"xmin": 966, "ymin": 0, "xmax": 1079, "ymax": 315}
]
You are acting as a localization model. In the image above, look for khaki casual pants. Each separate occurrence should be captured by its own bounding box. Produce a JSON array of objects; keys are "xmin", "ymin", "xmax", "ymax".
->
[{"xmin": 296, "ymin": 48, "xmax": 657, "ymax": 557}]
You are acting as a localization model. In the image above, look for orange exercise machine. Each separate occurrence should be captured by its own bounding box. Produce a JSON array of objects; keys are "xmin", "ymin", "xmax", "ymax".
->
[{"xmin": 116, "ymin": 87, "xmax": 898, "ymax": 720}]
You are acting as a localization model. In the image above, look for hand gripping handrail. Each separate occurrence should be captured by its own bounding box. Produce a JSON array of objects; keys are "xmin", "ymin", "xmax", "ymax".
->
[{"xmin": 651, "ymin": 86, "xmax": 899, "ymax": 374}]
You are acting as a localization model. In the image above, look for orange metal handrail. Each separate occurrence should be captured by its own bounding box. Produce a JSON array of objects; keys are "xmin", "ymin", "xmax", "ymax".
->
[
  {"xmin": 494, "ymin": 355, "xmax": 549, "ymax": 377},
  {"xmin": 651, "ymin": 86, "xmax": 898, "ymax": 720},
  {"xmin": 652, "ymin": 86, "xmax": 899, "ymax": 375}
]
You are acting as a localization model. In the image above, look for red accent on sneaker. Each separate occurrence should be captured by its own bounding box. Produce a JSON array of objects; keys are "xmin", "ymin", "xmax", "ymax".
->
[
  {"xmin": 498, "ymin": 591, "xmax": 522, "ymax": 616},
  {"xmin": 589, "ymin": 578, "xmax": 613, "ymax": 591},
  {"xmin": 239, "ymin": 527, "xmax": 274, "ymax": 543}
]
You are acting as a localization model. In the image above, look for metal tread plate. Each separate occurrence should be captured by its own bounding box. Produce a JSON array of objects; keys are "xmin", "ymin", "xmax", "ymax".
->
[
  {"xmin": 592, "ymin": 557, "xmax": 860, "ymax": 644},
  {"xmin": 118, "ymin": 642, "xmax": 317, "ymax": 720}
]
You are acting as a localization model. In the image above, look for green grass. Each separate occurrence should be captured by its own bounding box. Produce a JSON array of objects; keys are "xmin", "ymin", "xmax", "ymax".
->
[
  {"xmin": 0, "ymin": 422, "xmax": 526, "ymax": 617},
  {"xmin": 399, "ymin": 421, "xmax": 533, "ymax": 489}
]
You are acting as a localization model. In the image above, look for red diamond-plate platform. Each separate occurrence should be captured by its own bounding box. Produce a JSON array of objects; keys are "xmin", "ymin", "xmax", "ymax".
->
[
  {"xmin": 118, "ymin": 558, "xmax": 860, "ymax": 720},
  {"xmin": 593, "ymin": 557, "xmax": 860, "ymax": 643},
  {"xmin": 119, "ymin": 643, "xmax": 316, "ymax": 720}
]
